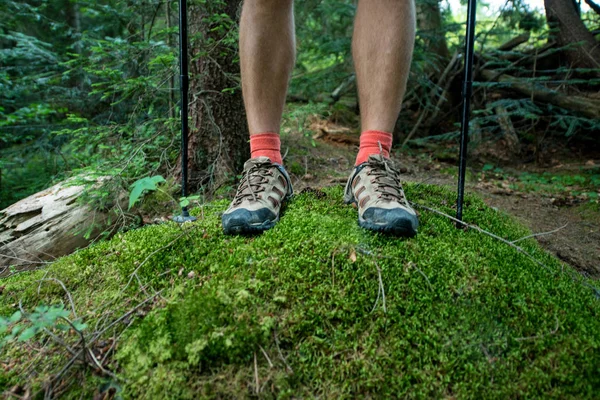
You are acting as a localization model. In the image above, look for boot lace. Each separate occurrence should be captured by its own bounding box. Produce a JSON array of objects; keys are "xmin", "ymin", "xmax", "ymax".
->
[
  {"xmin": 365, "ymin": 146, "xmax": 409, "ymax": 207},
  {"xmin": 232, "ymin": 161, "xmax": 275, "ymax": 206}
]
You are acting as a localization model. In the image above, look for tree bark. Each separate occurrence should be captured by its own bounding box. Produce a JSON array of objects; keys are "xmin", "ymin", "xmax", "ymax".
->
[
  {"xmin": 184, "ymin": 0, "xmax": 249, "ymax": 191},
  {"xmin": 416, "ymin": 0, "xmax": 450, "ymax": 70},
  {"xmin": 544, "ymin": 0, "xmax": 600, "ymax": 69}
]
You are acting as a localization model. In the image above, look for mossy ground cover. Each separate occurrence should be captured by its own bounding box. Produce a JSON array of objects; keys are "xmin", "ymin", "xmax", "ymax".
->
[{"xmin": 1, "ymin": 184, "xmax": 599, "ymax": 398}]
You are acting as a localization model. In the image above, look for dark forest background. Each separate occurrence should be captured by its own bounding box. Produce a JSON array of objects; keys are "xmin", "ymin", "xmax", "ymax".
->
[{"xmin": 1, "ymin": 0, "xmax": 599, "ymax": 211}]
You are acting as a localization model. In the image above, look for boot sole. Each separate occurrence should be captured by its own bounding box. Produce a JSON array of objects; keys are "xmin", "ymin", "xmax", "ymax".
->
[
  {"xmin": 358, "ymin": 216, "xmax": 418, "ymax": 237},
  {"xmin": 223, "ymin": 218, "xmax": 278, "ymax": 235}
]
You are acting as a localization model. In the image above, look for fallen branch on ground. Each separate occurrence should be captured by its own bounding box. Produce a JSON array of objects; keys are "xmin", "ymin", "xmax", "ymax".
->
[{"xmin": 480, "ymin": 69, "xmax": 600, "ymax": 120}]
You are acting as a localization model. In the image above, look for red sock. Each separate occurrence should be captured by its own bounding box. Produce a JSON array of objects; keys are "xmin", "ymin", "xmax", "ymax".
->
[
  {"xmin": 355, "ymin": 130, "xmax": 393, "ymax": 166},
  {"xmin": 250, "ymin": 132, "xmax": 283, "ymax": 165}
]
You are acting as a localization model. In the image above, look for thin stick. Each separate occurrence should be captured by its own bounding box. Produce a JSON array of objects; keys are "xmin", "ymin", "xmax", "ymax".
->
[
  {"xmin": 49, "ymin": 290, "xmax": 162, "ymax": 390},
  {"xmin": 114, "ymin": 228, "xmax": 195, "ymax": 305},
  {"xmin": 274, "ymin": 332, "xmax": 293, "ymax": 374},
  {"xmin": 409, "ymin": 262, "xmax": 434, "ymax": 291},
  {"xmin": 331, "ymin": 248, "xmax": 337, "ymax": 287},
  {"xmin": 254, "ymin": 352, "xmax": 260, "ymax": 395},
  {"xmin": 511, "ymin": 223, "xmax": 568, "ymax": 244},
  {"xmin": 514, "ymin": 315, "xmax": 560, "ymax": 342},
  {"xmin": 91, "ymin": 290, "xmax": 163, "ymax": 342},
  {"xmin": 37, "ymin": 278, "xmax": 78, "ymax": 319},
  {"xmin": 259, "ymin": 345, "xmax": 274, "ymax": 368},
  {"xmin": 413, "ymin": 203, "xmax": 553, "ymax": 272},
  {"xmin": 371, "ymin": 259, "xmax": 387, "ymax": 314}
]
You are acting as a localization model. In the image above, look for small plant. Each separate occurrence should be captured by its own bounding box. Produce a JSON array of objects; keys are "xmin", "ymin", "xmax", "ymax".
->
[
  {"xmin": 179, "ymin": 195, "xmax": 201, "ymax": 208},
  {"xmin": 0, "ymin": 305, "xmax": 86, "ymax": 347},
  {"xmin": 128, "ymin": 175, "xmax": 167, "ymax": 210}
]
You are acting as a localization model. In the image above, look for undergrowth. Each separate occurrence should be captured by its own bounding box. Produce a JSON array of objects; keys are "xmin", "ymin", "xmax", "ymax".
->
[{"xmin": 0, "ymin": 184, "xmax": 599, "ymax": 398}]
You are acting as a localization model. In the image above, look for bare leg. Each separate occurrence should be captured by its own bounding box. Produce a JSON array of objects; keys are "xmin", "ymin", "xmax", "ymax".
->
[
  {"xmin": 353, "ymin": 0, "xmax": 416, "ymax": 133},
  {"xmin": 240, "ymin": 0, "xmax": 295, "ymax": 135}
]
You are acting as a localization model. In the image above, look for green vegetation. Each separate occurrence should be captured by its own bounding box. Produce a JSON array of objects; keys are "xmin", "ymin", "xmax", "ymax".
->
[
  {"xmin": 1, "ymin": 185, "xmax": 598, "ymax": 397},
  {"xmin": 479, "ymin": 164, "xmax": 600, "ymax": 202}
]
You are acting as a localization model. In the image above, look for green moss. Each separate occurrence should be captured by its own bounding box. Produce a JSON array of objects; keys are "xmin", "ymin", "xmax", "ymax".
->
[
  {"xmin": 1, "ymin": 184, "xmax": 599, "ymax": 398},
  {"xmin": 287, "ymin": 160, "xmax": 305, "ymax": 176}
]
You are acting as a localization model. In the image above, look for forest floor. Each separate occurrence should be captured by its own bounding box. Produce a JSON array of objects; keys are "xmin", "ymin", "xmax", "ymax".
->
[
  {"xmin": 277, "ymin": 113, "xmax": 600, "ymax": 278},
  {"xmin": 2, "ymin": 108, "xmax": 600, "ymax": 397}
]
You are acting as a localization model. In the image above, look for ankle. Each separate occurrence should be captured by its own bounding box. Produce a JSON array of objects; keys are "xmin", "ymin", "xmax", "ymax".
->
[
  {"xmin": 355, "ymin": 130, "xmax": 393, "ymax": 166},
  {"xmin": 250, "ymin": 132, "xmax": 283, "ymax": 164}
]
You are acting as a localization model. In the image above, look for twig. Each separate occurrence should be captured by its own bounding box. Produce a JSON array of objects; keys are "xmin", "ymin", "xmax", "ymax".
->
[
  {"xmin": 49, "ymin": 290, "xmax": 162, "ymax": 390},
  {"xmin": 91, "ymin": 290, "xmax": 163, "ymax": 342},
  {"xmin": 58, "ymin": 317, "xmax": 88, "ymax": 368},
  {"xmin": 511, "ymin": 223, "xmax": 568, "ymax": 244},
  {"xmin": 412, "ymin": 203, "xmax": 553, "ymax": 272},
  {"xmin": 36, "ymin": 278, "xmax": 78, "ymax": 319},
  {"xmin": 100, "ymin": 319, "xmax": 134, "ymax": 366},
  {"xmin": 115, "ymin": 228, "xmax": 195, "ymax": 305},
  {"xmin": 273, "ymin": 332, "xmax": 293, "ymax": 374},
  {"xmin": 331, "ymin": 248, "xmax": 337, "ymax": 287},
  {"xmin": 514, "ymin": 315, "xmax": 560, "ymax": 342},
  {"xmin": 0, "ymin": 253, "xmax": 52, "ymax": 265},
  {"xmin": 408, "ymin": 262, "xmax": 434, "ymax": 291},
  {"xmin": 282, "ymin": 146, "xmax": 290, "ymax": 161},
  {"xmin": 17, "ymin": 300, "xmax": 77, "ymax": 357},
  {"xmin": 253, "ymin": 352, "xmax": 260, "ymax": 395},
  {"xmin": 259, "ymin": 345, "xmax": 273, "ymax": 368},
  {"xmin": 371, "ymin": 259, "xmax": 387, "ymax": 314}
]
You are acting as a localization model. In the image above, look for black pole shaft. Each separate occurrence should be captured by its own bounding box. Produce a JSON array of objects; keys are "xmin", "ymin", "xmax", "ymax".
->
[
  {"xmin": 456, "ymin": 0, "xmax": 477, "ymax": 223},
  {"xmin": 178, "ymin": 0, "xmax": 190, "ymax": 210}
]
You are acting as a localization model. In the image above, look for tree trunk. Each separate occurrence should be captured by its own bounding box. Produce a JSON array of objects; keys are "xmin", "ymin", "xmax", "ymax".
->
[
  {"xmin": 185, "ymin": 0, "xmax": 249, "ymax": 191},
  {"xmin": 416, "ymin": 0, "xmax": 450, "ymax": 70},
  {"xmin": 544, "ymin": 0, "xmax": 600, "ymax": 69},
  {"xmin": 0, "ymin": 176, "xmax": 125, "ymax": 275}
]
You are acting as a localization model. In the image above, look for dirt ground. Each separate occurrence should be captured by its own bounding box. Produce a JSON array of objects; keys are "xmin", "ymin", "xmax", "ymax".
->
[{"xmin": 281, "ymin": 130, "xmax": 600, "ymax": 279}]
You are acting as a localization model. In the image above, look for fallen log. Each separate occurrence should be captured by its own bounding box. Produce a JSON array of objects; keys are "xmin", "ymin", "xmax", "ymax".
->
[
  {"xmin": 498, "ymin": 32, "xmax": 531, "ymax": 51},
  {"xmin": 481, "ymin": 69, "xmax": 600, "ymax": 120},
  {"xmin": 0, "ymin": 175, "xmax": 126, "ymax": 274}
]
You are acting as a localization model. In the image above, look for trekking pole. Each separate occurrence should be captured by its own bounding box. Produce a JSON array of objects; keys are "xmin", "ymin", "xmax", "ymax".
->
[
  {"xmin": 456, "ymin": 0, "xmax": 477, "ymax": 226},
  {"xmin": 173, "ymin": 0, "xmax": 197, "ymax": 223}
]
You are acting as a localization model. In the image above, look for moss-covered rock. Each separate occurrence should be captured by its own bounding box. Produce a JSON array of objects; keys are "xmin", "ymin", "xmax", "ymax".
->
[{"xmin": 1, "ymin": 184, "xmax": 599, "ymax": 398}]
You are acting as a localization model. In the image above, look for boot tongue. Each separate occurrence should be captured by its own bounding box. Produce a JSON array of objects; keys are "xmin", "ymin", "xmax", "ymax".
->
[
  {"xmin": 244, "ymin": 156, "xmax": 272, "ymax": 170},
  {"xmin": 367, "ymin": 154, "xmax": 386, "ymax": 164}
]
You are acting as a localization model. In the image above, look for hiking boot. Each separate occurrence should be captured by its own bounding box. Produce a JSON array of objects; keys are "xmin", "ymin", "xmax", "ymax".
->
[
  {"xmin": 222, "ymin": 157, "xmax": 293, "ymax": 235},
  {"xmin": 344, "ymin": 154, "xmax": 418, "ymax": 236}
]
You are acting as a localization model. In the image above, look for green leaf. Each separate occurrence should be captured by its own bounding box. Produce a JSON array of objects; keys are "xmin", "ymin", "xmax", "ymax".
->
[
  {"xmin": 7, "ymin": 325, "xmax": 22, "ymax": 340},
  {"xmin": 129, "ymin": 177, "xmax": 161, "ymax": 210},
  {"xmin": 72, "ymin": 321, "xmax": 88, "ymax": 331},
  {"xmin": 45, "ymin": 306, "xmax": 70, "ymax": 322},
  {"xmin": 9, "ymin": 311, "xmax": 22, "ymax": 323},
  {"xmin": 18, "ymin": 327, "xmax": 38, "ymax": 342},
  {"xmin": 150, "ymin": 175, "xmax": 166, "ymax": 185}
]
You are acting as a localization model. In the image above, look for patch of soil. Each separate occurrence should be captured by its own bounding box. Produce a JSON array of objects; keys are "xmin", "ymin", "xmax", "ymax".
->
[{"xmin": 475, "ymin": 191, "xmax": 600, "ymax": 278}]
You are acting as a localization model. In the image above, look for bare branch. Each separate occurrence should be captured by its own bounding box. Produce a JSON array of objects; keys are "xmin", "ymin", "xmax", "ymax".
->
[{"xmin": 412, "ymin": 203, "xmax": 553, "ymax": 272}]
